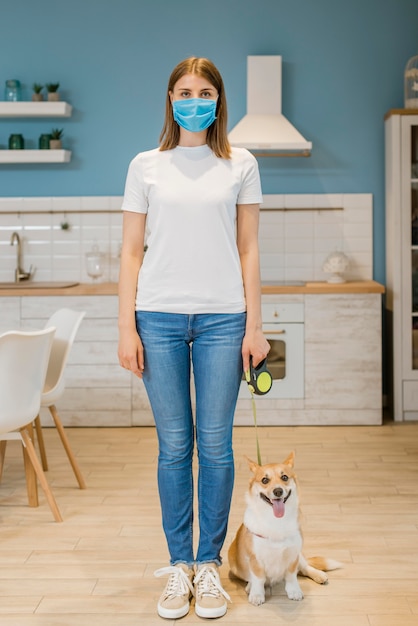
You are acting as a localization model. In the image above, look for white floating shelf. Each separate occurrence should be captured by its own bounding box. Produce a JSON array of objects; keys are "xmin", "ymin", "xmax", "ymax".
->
[
  {"xmin": 0, "ymin": 101, "xmax": 72, "ymax": 117},
  {"xmin": 0, "ymin": 150, "xmax": 71, "ymax": 163}
]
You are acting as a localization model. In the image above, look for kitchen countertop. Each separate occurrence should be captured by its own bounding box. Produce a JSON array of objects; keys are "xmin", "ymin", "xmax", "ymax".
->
[
  {"xmin": 0, "ymin": 280, "xmax": 385, "ymax": 296},
  {"xmin": 261, "ymin": 280, "xmax": 385, "ymax": 294}
]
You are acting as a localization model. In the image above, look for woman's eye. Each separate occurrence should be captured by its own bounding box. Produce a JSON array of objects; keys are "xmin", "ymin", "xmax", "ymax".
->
[
  {"xmin": 261, "ymin": 476, "xmax": 270, "ymax": 484},
  {"xmin": 281, "ymin": 474, "xmax": 289, "ymax": 482}
]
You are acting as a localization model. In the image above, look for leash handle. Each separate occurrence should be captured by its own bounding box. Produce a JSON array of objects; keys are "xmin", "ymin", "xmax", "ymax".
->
[{"xmin": 245, "ymin": 357, "xmax": 273, "ymax": 396}]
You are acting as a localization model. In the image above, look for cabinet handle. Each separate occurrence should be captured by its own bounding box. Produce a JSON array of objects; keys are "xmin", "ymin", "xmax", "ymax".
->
[{"xmin": 264, "ymin": 329, "xmax": 285, "ymax": 334}]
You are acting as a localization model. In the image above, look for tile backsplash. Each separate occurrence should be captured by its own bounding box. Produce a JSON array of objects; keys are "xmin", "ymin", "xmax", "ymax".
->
[
  {"xmin": 259, "ymin": 193, "xmax": 373, "ymax": 282},
  {"xmin": 0, "ymin": 196, "xmax": 123, "ymax": 283},
  {"xmin": 0, "ymin": 193, "xmax": 373, "ymax": 283}
]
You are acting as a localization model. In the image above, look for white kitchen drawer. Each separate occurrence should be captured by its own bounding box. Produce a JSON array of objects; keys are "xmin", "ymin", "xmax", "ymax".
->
[
  {"xmin": 403, "ymin": 380, "xmax": 418, "ymax": 410},
  {"xmin": 262, "ymin": 302, "xmax": 304, "ymax": 323}
]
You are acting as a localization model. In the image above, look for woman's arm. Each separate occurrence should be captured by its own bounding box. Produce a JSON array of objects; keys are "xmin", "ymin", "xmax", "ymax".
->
[
  {"xmin": 237, "ymin": 203, "xmax": 270, "ymax": 373},
  {"xmin": 118, "ymin": 211, "xmax": 147, "ymax": 378}
]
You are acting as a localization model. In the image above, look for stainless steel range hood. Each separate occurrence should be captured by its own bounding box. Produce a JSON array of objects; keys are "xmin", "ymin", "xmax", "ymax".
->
[{"xmin": 228, "ymin": 56, "xmax": 312, "ymax": 156}]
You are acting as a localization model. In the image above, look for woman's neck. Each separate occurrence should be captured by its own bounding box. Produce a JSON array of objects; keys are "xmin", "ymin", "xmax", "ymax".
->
[{"xmin": 178, "ymin": 129, "xmax": 208, "ymax": 147}]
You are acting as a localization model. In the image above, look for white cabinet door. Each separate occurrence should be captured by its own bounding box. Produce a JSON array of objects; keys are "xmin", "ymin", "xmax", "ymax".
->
[{"xmin": 385, "ymin": 111, "xmax": 418, "ymax": 420}]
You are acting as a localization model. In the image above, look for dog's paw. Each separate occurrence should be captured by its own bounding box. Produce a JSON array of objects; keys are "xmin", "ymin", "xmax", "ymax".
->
[
  {"xmin": 307, "ymin": 568, "xmax": 328, "ymax": 585},
  {"xmin": 248, "ymin": 592, "xmax": 266, "ymax": 606},
  {"xmin": 285, "ymin": 584, "xmax": 304, "ymax": 601},
  {"xmin": 246, "ymin": 581, "xmax": 266, "ymax": 606},
  {"xmin": 313, "ymin": 571, "xmax": 328, "ymax": 585},
  {"xmin": 304, "ymin": 565, "xmax": 329, "ymax": 585}
]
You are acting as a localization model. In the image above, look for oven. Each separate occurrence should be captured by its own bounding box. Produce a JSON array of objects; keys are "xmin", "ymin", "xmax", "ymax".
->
[{"xmin": 239, "ymin": 302, "xmax": 304, "ymax": 399}]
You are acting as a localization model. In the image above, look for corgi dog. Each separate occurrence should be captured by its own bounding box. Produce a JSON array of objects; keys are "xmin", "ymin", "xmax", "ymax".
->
[{"xmin": 228, "ymin": 452, "xmax": 341, "ymax": 605}]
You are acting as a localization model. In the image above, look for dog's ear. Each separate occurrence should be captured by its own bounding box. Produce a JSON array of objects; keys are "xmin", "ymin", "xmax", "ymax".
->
[
  {"xmin": 245, "ymin": 455, "xmax": 259, "ymax": 473},
  {"xmin": 283, "ymin": 451, "xmax": 295, "ymax": 468}
]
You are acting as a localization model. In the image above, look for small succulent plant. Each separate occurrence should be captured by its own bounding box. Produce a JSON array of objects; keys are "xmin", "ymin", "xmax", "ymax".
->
[
  {"xmin": 50, "ymin": 128, "xmax": 64, "ymax": 139},
  {"xmin": 46, "ymin": 82, "xmax": 60, "ymax": 93},
  {"xmin": 32, "ymin": 83, "xmax": 44, "ymax": 94}
]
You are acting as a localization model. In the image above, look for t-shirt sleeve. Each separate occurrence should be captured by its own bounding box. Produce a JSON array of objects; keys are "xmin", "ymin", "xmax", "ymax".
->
[
  {"xmin": 121, "ymin": 156, "xmax": 148, "ymax": 214},
  {"xmin": 237, "ymin": 151, "xmax": 263, "ymax": 205}
]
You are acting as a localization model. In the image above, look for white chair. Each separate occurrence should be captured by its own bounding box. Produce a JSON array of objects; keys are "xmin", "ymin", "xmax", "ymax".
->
[
  {"xmin": 0, "ymin": 327, "xmax": 63, "ymax": 522},
  {"xmin": 34, "ymin": 308, "xmax": 87, "ymax": 490}
]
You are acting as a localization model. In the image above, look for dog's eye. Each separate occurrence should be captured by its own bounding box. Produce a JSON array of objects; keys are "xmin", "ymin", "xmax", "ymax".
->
[
  {"xmin": 261, "ymin": 476, "xmax": 270, "ymax": 484},
  {"xmin": 281, "ymin": 474, "xmax": 289, "ymax": 482}
]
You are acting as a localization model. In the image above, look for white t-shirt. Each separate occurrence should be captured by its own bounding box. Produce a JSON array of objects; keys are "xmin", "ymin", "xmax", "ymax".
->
[{"xmin": 121, "ymin": 144, "xmax": 263, "ymax": 314}]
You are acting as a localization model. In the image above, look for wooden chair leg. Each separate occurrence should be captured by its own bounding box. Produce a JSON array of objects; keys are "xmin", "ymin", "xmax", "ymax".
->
[
  {"xmin": 20, "ymin": 426, "xmax": 63, "ymax": 523},
  {"xmin": 0, "ymin": 440, "xmax": 7, "ymax": 481},
  {"xmin": 49, "ymin": 405, "xmax": 87, "ymax": 489},
  {"xmin": 34, "ymin": 414, "xmax": 48, "ymax": 471},
  {"xmin": 21, "ymin": 424, "xmax": 39, "ymax": 507}
]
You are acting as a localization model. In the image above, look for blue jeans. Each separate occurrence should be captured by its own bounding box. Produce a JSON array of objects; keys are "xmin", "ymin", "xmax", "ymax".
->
[{"xmin": 136, "ymin": 311, "xmax": 246, "ymax": 567}]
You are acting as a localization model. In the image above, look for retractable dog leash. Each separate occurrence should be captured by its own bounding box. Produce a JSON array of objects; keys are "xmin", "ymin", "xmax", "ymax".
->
[
  {"xmin": 245, "ymin": 357, "xmax": 273, "ymax": 396},
  {"xmin": 244, "ymin": 357, "xmax": 273, "ymax": 465}
]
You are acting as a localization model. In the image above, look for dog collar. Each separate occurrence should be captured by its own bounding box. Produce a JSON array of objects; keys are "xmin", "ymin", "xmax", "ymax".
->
[{"xmin": 245, "ymin": 525, "xmax": 267, "ymax": 539}]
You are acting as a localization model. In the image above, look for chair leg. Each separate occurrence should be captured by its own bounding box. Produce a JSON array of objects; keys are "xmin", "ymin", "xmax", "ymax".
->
[
  {"xmin": 21, "ymin": 424, "xmax": 39, "ymax": 507},
  {"xmin": 48, "ymin": 405, "xmax": 87, "ymax": 489},
  {"xmin": 34, "ymin": 414, "xmax": 48, "ymax": 471},
  {"xmin": 0, "ymin": 440, "xmax": 7, "ymax": 481},
  {"xmin": 20, "ymin": 427, "xmax": 63, "ymax": 523}
]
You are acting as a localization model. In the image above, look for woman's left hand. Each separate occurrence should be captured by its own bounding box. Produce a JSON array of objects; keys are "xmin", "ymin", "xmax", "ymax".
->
[{"xmin": 242, "ymin": 328, "xmax": 271, "ymax": 374}]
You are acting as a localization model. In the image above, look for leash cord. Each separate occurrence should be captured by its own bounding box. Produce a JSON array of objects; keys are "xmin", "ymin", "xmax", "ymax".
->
[
  {"xmin": 250, "ymin": 391, "xmax": 262, "ymax": 465},
  {"xmin": 245, "ymin": 366, "xmax": 262, "ymax": 465}
]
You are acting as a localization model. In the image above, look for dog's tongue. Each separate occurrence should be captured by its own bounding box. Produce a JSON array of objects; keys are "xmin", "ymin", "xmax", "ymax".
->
[{"xmin": 272, "ymin": 499, "xmax": 285, "ymax": 518}]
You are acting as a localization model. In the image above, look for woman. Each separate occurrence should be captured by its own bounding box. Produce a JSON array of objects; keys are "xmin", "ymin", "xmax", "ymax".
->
[{"xmin": 118, "ymin": 56, "xmax": 269, "ymax": 620}]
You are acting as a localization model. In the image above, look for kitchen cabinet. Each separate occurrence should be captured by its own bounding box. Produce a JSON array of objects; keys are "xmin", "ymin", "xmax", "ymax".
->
[
  {"xmin": 0, "ymin": 281, "xmax": 384, "ymax": 427},
  {"xmin": 0, "ymin": 282, "xmax": 384, "ymax": 426},
  {"xmin": 0, "ymin": 293, "xmax": 145, "ymax": 427},
  {"xmin": 0, "ymin": 101, "xmax": 72, "ymax": 164},
  {"xmin": 385, "ymin": 110, "xmax": 418, "ymax": 421},
  {"xmin": 236, "ymin": 292, "xmax": 383, "ymax": 426}
]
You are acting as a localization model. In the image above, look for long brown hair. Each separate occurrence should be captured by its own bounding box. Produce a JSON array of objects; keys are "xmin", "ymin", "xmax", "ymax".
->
[{"xmin": 159, "ymin": 57, "xmax": 231, "ymax": 159}]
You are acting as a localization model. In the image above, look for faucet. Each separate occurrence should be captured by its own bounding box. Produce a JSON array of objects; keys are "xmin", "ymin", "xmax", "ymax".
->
[{"xmin": 10, "ymin": 232, "xmax": 34, "ymax": 282}]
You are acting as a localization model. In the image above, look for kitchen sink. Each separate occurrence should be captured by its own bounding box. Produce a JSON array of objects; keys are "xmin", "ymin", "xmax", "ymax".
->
[{"xmin": 0, "ymin": 281, "xmax": 79, "ymax": 289}]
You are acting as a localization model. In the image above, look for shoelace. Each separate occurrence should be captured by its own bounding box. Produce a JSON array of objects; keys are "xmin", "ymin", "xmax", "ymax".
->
[
  {"xmin": 194, "ymin": 566, "xmax": 231, "ymax": 602},
  {"xmin": 154, "ymin": 565, "xmax": 195, "ymax": 600}
]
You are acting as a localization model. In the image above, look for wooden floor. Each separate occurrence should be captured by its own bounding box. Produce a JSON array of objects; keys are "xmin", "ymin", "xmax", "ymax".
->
[{"xmin": 0, "ymin": 419, "xmax": 418, "ymax": 625}]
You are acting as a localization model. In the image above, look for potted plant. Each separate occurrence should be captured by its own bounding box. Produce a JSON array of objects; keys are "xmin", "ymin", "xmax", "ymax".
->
[
  {"xmin": 46, "ymin": 82, "xmax": 60, "ymax": 101},
  {"xmin": 50, "ymin": 128, "xmax": 64, "ymax": 149},
  {"xmin": 32, "ymin": 83, "xmax": 44, "ymax": 102}
]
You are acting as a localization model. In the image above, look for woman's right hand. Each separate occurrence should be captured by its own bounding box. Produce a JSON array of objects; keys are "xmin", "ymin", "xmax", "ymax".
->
[{"xmin": 118, "ymin": 327, "xmax": 144, "ymax": 378}]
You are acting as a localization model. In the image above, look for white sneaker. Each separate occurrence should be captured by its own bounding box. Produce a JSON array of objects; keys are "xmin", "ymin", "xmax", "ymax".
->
[
  {"xmin": 154, "ymin": 563, "xmax": 195, "ymax": 619},
  {"xmin": 194, "ymin": 563, "xmax": 231, "ymax": 619}
]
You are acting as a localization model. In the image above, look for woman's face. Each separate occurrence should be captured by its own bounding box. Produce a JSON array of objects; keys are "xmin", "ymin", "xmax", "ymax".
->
[{"xmin": 170, "ymin": 73, "xmax": 218, "ymax": 103}]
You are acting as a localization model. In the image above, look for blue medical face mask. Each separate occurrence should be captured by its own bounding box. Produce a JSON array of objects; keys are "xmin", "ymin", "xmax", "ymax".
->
[{"xmin": 172, "ymin": 98, "xmax": 217, "ymax": 132}]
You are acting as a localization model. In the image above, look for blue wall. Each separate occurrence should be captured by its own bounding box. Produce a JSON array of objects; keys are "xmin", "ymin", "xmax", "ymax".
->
[{"xmin": 1, "ymin": 0, "xmax": 418, "ymax": 283}]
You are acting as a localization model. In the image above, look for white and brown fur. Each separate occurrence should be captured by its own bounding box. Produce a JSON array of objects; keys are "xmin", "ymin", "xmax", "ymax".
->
[{"xmin": 228, "ymin": 452, "xmax": 341, "ymax": 605}]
